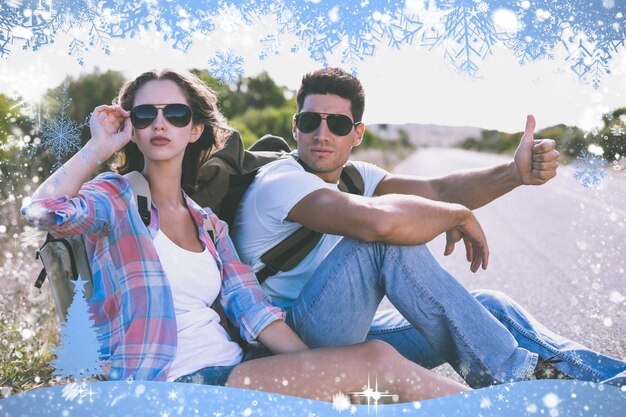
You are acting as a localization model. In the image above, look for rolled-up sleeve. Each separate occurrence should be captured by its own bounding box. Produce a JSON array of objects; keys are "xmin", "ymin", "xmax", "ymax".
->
[
  {"xmin": 21, "ymin": 173, "xmax": 132, "ymax": 237},
  {"xmin": 213, "ymin": 213, "xmax": 285, "ymax": 345}
]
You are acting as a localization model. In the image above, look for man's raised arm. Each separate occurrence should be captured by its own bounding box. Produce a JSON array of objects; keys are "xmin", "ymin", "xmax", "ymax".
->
[{"xmin": 374, "ymin": 115, "xmax": 560, "ymax": 210}]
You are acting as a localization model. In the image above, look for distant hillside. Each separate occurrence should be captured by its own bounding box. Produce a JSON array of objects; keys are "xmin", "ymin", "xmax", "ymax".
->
[{"xmin": 368, "ymin": 123, "xmax": 482, "ymax": 147}]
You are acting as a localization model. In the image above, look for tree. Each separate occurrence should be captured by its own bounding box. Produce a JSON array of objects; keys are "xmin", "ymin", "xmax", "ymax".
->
[
  {"xmin": 50, "ymin": 279, "xmax": 103, "ymax": 381},
  {"xmin": 46, "ymin": 69, "xmax": 126, "ymax": 143},
  {"xmin": 0, "ymin": 94, "xmax": 45, "ymax": 208},
  {"xmin": 233, "ymin": 103, "xmax": 296, "ymax": 147},
  {"xmin": 191, "ymin": 69, "xmax": 289, "ymax": 120},
  {"xmin": 598, "ymin": 107, "xmax": 626, "ymax": 162}
]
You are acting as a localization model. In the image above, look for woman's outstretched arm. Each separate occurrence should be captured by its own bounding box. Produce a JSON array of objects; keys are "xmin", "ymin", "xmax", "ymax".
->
[{"xmin": 227, "ymin": 340, "xmax": 469, "ymax": 402}]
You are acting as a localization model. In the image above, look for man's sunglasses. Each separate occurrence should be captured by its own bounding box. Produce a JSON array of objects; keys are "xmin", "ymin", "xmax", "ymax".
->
[
  {"xmin": 294, "ymin": 112, "xmax": 361, "ymax": 136},
  {"xmin": 130, "ymin": 103, "xmax": 192, "ymax": 129}
]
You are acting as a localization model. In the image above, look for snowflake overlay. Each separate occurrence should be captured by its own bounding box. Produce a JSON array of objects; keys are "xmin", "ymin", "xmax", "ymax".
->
[
  {"xmin": 573, "ymin": 151, "xmax": 609, "ymax": 188},
  {"xmin": 0, "ymin": 1, "xmax": 624, "ymax": 87},
  {"xmin": 37, "ymin": 88, "xmax": 85, "ymax": 171},
  {"xmin": 208, "ymin": 48, "xmax": 244, "ymax": 85},
  {"xmin": 349, "ymin": 375, "xmax": 396, "ymax": 414},
  {"xmin": 610, "ymin": 125, "xmax": 625, "ymax": 137},
  {"xmin": 134, "ymin": 384, "xmax": 146, "ymax": 397}
]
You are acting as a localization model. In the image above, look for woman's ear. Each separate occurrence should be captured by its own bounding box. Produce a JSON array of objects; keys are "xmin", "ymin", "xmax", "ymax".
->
[{"xmin": 189, "ymin": 123, "xmax": 204, "ymax": 143}]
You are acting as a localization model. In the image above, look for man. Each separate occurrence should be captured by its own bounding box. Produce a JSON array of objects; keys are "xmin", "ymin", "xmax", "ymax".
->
[{"xmin": 231, "ymin": 67, "xmax": 625, "ymax": 388}]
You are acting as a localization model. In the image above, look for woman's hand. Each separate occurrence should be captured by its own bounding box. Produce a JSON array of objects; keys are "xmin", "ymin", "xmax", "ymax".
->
[{"xmin": 88, "ymin": 105, "xmax": 133, "ymax": 160}]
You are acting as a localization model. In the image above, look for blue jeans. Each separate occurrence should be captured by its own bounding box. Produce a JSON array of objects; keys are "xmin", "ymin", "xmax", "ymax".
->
[
  {"xmin": 284, "ymin": 239, "xmax": 626, "ymax": 388},
  {"xmin": 174, "ymin": 365, "xmax": 236, "ymax": 386}
]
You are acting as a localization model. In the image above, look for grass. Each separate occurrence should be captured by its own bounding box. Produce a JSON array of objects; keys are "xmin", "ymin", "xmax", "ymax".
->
[
  {"xmin": 0, "ymin": 317, "xmax": 59, "ymax": 397},
  {"xmin": 0, "ymin": 228, "xmax": 62, "ymax": 398}
]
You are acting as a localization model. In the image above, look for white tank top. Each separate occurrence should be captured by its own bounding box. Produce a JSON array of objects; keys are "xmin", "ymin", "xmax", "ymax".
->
[{"xmin": 152, "ymin": 230, "xmax": 242, "ymax": 381}]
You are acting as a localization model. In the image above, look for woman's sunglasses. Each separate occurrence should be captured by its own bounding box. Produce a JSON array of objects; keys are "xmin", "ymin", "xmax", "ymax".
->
[
  {"xmin": 294, "ymin": 112, "xmax": 361, "ymax": 136},
  {"xmin": 130, "ymin": 103, "xmax": 192, "ymax": 129}
]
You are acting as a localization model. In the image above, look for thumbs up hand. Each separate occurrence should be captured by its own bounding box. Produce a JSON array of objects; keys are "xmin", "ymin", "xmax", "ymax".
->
[{"xmin": 513, "ymin": 115, "xmax": 560, "ymax": 186}]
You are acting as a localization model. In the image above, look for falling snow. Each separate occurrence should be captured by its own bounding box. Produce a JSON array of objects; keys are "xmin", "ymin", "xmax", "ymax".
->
[
  {"xmin": 331, "ymin": 392, "xmax": 350, "ymax": 412},
  {"xmin": 610, "ymin": 125, "xmax": 625, "ymax": 137},
  {"xmin": 135, "ymin": 384, "xmax": 146, "ymax": 397},
  {"xmin": 190, "ymin": 373, "xmax": 205, "ymax": 385},
  {"xmin": 459, "ymin": 362, "xmax": 471, "ymax": 378}
]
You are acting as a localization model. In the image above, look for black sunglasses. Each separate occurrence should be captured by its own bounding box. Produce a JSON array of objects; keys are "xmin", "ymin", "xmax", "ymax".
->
[
  {"xmin": 294, "ymin": 112, "xmax": 361, "ymax": 136},
  {"xmin": 130, "ymin": 103, "xmax": 192, "ymax": 129}
]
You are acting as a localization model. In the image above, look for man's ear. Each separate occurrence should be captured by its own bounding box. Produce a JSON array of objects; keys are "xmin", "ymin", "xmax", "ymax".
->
[
  {"xmin": 353, "ymin": 122, "xmax": 365, "ymax": 146},
  {"xmin": 292, "ymin": 117, "xmax": 298, "ymax": 143},
  {"xmin": 189, "ymin": 123, "xmax": 204, "ymax": 143}
]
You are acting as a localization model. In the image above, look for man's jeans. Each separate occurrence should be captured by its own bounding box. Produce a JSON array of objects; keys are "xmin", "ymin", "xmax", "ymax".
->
[{"xmin": 281, "ymin": 238, "xmax": 626, "ymax": 388}]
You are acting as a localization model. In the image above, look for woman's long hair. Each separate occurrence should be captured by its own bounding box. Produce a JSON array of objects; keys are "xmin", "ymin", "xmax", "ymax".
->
[{"xmin": 112, "ymin": 69, "xmax": 231, "ymax": 194}]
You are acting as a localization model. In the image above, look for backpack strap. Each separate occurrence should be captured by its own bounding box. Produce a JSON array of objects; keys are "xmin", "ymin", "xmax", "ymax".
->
[
  {"xmin": 339, "ymin": 163, "xmax": 364, "ymax": 195},
  {"xmin": 203, "ymin": 217, "xmax": 215, "ymax": 243},
  {"xmin": 34, "ymin": 233, "xmax": 79, "ymax": 289},
  {"xmin": 124, "ymin": 171, "xmax": 152, "ymax": 227},
  {"xmin": 256, "ymin": 159, "xmax": 364, "ymax": 284}
]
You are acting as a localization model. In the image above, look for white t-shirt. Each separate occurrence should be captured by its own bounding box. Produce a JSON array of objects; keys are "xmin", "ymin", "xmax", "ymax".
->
[
  {"xmin": 152, "ymin": 230, "xmax": 243, "ymax": 382},
  {"xmin": 232, "ymin": 155, "xmax": 388, "ymax": 308}
]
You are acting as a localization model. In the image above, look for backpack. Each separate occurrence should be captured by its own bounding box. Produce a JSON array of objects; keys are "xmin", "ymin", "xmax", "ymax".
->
[
  {"xmin": 192, "ymin": 131, "xmax": 365, "ymax": 283},
  {"xmin": 34, "ymin": 171, "xmax": 216, "ymax": 322}
]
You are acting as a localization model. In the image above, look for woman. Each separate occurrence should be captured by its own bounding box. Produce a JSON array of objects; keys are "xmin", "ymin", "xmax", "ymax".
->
[{"xmin": 22, "ymin": 69, "xmax": 468, "ymax": 401}]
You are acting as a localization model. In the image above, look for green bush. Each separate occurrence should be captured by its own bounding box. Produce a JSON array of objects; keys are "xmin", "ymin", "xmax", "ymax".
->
[{"xmin": 231, "ymin": 103, "xmax": 296, "ymax": 147}]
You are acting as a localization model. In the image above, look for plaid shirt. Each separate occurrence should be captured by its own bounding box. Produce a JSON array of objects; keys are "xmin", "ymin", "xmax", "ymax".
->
[{"xmin": 21, "ymin": 172, "xmax": 285, "ymax": 381}]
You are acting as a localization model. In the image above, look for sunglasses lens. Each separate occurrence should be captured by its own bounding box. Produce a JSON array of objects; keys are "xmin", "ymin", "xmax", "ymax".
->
[
  {"xmin": 131, "ymin": 104, "xmax": 192, "ymax": 129},
  {"xmin": 131, "ymin": 105, "xmax": 157, "ymax": 129},
  {"xmin": 327, "ymin": 114, "xmax": 354, "ymax": 136},
  {"xmin": 163, "ymin": 104, "xmax": 192, "ymax": 127},
  {"xmin": 296, "ymin": 112, "xmax": 322, "ymax": 133},
  {"xmin": 295, "ymin": 112, "xmax": 355, "ymax": 136}
]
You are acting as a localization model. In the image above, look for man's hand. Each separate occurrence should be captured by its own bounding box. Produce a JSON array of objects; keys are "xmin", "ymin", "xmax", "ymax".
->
[
  {"xmin": 444, "ymin": 212, "xmax": 489, "ymax": 273},
  {"xmin": 514, "ymin": 114, "xmax": 560, "ymax": 186}
]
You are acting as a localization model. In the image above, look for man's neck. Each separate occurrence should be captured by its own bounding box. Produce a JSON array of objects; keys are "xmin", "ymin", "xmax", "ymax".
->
[{"xmin": 295, "ymin": 156, "xmax": 342, "ymax": 184}]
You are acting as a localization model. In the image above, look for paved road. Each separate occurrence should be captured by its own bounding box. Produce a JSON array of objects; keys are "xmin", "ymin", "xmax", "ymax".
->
[{"xmin": 381, "ymin": 147, "xmax": 625, "ymax": 372}]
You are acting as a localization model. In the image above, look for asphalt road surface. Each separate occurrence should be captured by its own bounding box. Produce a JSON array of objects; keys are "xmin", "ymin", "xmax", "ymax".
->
[{"xmin": 380, "ymin": 147, "xmax": 626, "ymax": 379}]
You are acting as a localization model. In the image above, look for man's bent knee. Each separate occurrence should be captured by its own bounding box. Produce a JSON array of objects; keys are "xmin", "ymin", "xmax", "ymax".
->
[{"xmin": 473, "ymin": 289, "xmax": 516, "ymax": 311}]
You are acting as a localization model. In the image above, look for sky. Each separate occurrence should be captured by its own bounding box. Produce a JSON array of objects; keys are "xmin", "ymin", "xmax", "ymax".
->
[{"xmin": 0, "ymin": 4, "xmax": 625, "ymax": 133}]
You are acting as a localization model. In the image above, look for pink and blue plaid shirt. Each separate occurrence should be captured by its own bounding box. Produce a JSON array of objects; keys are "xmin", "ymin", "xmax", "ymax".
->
[{"xmin": 21, "ymin": 172, "xmax": 285, "ymax": 381}]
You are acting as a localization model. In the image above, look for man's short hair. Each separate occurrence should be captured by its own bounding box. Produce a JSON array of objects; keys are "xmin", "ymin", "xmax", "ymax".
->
[{"xmin": 296, "ymin": 67, "xmax": 365, "ymax": 122}]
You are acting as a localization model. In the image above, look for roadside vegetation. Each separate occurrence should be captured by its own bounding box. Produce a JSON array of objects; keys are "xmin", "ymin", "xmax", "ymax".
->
[{"xmin": 458, "ymin": 108, "xmax": 626, "ymax": 165}]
